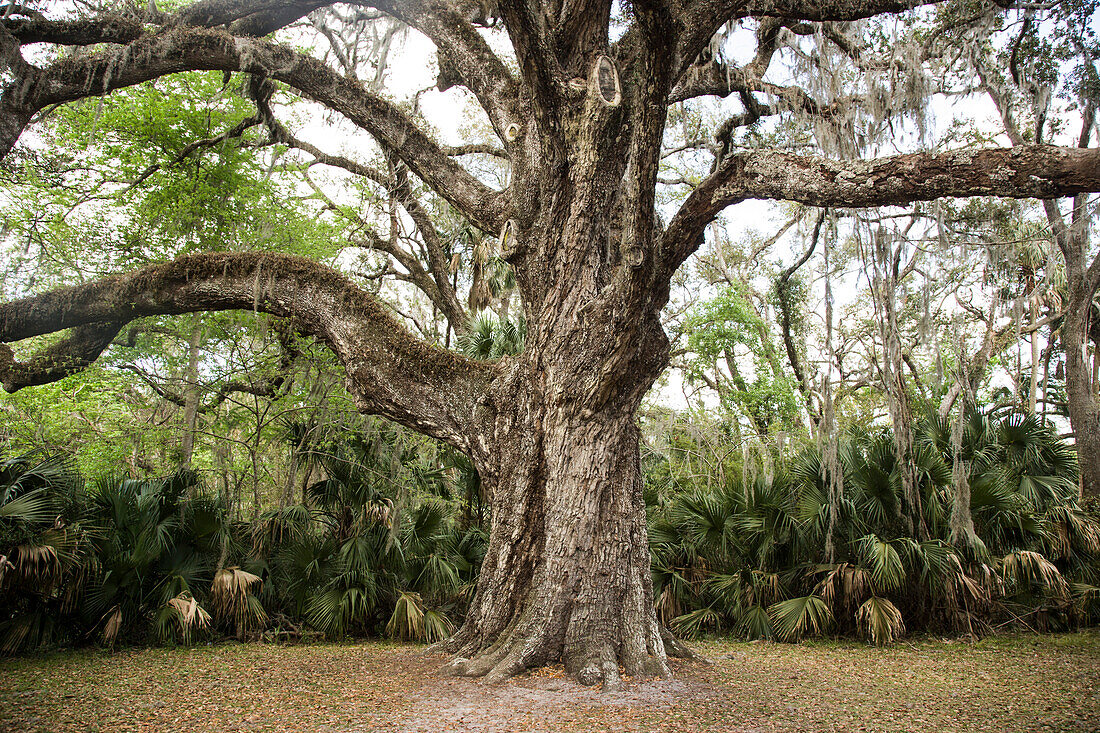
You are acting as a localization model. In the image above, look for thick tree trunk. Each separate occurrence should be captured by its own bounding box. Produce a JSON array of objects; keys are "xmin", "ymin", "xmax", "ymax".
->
[
  {"xmin": 443, "ymin": 403, "xmax": 666, "ymax": 686},
  {"xmin": 438, "ymin": 301, "xmax": 677, "ymax": 686}
]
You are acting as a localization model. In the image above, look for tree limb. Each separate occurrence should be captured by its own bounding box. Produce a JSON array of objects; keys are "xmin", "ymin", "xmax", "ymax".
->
[
  {"xmin": 662, "ymin": 145, "xmax": 1100, "ymax": 272},
  {"xmin": 361, "ymin": 0, "xmax": 518, "ymax": 135},
  {"xmin": 0, "ymin": 25, "xmax": 507, "ymax": 232},
  {"xmin": 666, "ymin": 0, "xmax": 945, "ymax": 109},
  {"xmin": 0, "ymin": 252, "xmax": 490, "ymax": 451}
]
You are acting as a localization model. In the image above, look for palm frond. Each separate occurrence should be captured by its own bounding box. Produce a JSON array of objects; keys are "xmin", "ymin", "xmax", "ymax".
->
[
  {"xmin": 856, "ymin": 596, "xmax": 905, "ymax": 645},
  {"xmin": 767, "ymin": 595, "xmax": 833, "ymax": 642},
  {"xmin": 1000, "ymin": 550, "xmax": 1069, "ymax": 600}
]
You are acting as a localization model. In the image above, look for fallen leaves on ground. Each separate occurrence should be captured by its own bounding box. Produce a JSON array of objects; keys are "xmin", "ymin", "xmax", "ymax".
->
[{"xmin": 1, "ymin": 632, "xmax": 1098, "ymax": 732}]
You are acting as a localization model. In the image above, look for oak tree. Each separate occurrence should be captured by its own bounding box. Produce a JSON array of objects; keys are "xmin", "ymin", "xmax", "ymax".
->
[{"xmin": 2, "ymin": 0, "xmax": 1100, "ymax": 685}]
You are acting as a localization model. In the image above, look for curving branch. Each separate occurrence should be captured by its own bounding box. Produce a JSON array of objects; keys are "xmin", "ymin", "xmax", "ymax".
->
[
  {"xmin": 361, "ymin": 0, "xmax": 519, "ymax": 135},
  {"xmin": 0, "ymin": 322, "xmax": 123, "ymax": 390},
  {"xmin": 662, "ymin": 145, "xmax": 1100, "ymax": 271},
  {"xmin": 0, "ymin": 24, "xmax": 507, "ymax": 232},
  {"xmin": 2, "ymin": 0, "xmax": 331, "ymax": 45},
  {"xmin": 0, "ymin": 253, "xmax": 491, "ymax": 451}
]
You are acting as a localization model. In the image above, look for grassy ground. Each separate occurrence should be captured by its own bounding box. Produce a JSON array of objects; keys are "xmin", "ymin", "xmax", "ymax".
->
[{"xmin": 1, "ymin": 633, "xmax": 1098, "ymax": 732}]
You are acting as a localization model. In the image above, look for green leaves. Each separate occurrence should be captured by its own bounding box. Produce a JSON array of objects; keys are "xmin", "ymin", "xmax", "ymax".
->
[
  {"xmin": 767, "ymin": 596, "xmax": 834, "ymax": 642},
  {"xmin": 858, "ymin": 535, "xmax": 905, "ymax": 593}
]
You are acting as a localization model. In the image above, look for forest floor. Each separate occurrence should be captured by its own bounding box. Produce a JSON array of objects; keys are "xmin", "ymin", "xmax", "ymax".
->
[{"xmin": 1, "ymin": 632, "xmax": 1098, "ymax": 732}]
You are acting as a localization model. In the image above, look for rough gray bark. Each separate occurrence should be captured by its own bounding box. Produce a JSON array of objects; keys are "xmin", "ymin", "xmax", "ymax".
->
[{"xmin": 4, "ymin": 0, "xmax": 1100, "ymax": 684}]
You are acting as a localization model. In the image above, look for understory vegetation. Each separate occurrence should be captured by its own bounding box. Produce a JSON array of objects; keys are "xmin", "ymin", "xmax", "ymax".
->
[
  {"xmin": 3, "ymin": 405, "xmax": 1097, "ymax": 655},
  {"xmin": 1, "ymin": 0, "xmax": 1099, "ymax": 679}
]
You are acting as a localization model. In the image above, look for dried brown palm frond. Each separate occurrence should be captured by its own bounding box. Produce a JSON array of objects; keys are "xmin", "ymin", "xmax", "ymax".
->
[
  {"xmin": 386, "ymin": 591, "xmax": 426, "ymax": 641},
  {"xmin": 817, "ymin": 564, "xmax": 871, "ymax": 615},
  {"xmin": 164, "ymin": 592, "xmax": 213, "ymax": 643},
  {"xmin": 167, "ymin": 594, "xmax": 212, "ymax": 630},
  {"xmin": 856, "ymin": 597, "xmax": 905, "ymax": 646},
  {"xmin": 11, "ymin": 542, "xmax": 65, "ymax": 593},
  {"xmin": 101, "ymin": 606, "xmax": 123, "ymax": 645},
  {"xmin": 1044, "ymin": 506, "xmax": 1100, "ymax": 559},
  {"xmin": 936, "ymin": 553, "xmax": 993, "ymax": 611},
  {"xmin": 211, "ymin": 566, "xmax": 262, "ymax": 606},
  {"xmin": 0, "ymin": 554, "xmax": 13, "ymax": 586},
  {"xmin": 1001, "ymin": 550, "xmax": 1070, "ymax": 600},
  {"xmin": 211, "ymin": 567, "xmax": 266, "ymax": 635},
  {"xmin": 656, "ymin": 583, "xmax": 681, "ymax": 627},
  {"xmin": 364, "ymin": 497, "xmax": 393, "ymax": 527}
]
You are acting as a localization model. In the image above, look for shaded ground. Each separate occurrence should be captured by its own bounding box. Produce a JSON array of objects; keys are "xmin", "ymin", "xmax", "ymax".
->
[{"xmin": 1, "ymin": 633, "xmax": 1098, "ymax": 732}]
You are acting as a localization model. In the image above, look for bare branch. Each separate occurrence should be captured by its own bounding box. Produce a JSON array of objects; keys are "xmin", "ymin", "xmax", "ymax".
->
[
  {"xmin": 361, "ymin": 0, "xmax": 518, "ymax": 134},
  {"xmin": 670, "ymin": 0, "xmax": 944, "ymax": 93}
]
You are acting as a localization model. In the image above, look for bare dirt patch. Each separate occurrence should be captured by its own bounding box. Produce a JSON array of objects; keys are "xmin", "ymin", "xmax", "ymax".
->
[{"xmin": 1, "ymin": 633, "xmax": 1097, "ymax": 732}]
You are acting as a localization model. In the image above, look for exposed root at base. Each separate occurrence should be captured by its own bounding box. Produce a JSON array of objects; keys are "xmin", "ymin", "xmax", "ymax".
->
[
  {"xmin": 661, "ymin": 625, "xmax": 699, "ymax": 660},
  {"xmin": 438, "ymin": 631, "xmax": 675, "ymax": 690}
]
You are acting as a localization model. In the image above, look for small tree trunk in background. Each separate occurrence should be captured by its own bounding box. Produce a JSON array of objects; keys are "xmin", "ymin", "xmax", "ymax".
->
[
  {"xmin": 250, "ymin": 434, "xmax": 262, "ymax": 523},
  {"xmin": 874, "ymin": 231, "xmax": 927, "ymax": 539},
  {"xmin": 1041, "ymin": 341, "xmax": 1053, "ymax": 424},
  {"xmin": 948, "ymin": 341, "xmax": 979, "ymax": 551},
  {"xmin": 1062, "ymin": 295, "xmax": 1100, "ymax": 501},
  {"xmin": 214, "ymin": 440, "xmax": 230, "ymax": 507},
  {"xmin": 1029, "ymin": 300, "xmax": 1039, "ymax": 413},
  {"xmin": 180, "ymin": 321, "xmax": 202, "ymax": 471}
]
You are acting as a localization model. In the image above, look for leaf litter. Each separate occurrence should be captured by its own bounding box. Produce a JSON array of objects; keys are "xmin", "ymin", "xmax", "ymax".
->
[{"xmin": 1, "ymin": 633, "xmax": 1097, "ymax": 732}]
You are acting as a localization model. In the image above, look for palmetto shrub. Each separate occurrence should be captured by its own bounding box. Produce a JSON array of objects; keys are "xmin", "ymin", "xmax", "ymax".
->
[
  {"xmin": 647, "ymin": 409, "xmax": 1100, "ymax": 643},
  {"xmin": 1, "ymin": 419, "xmax": 485, "ymax": 653},
  {"xmin": 0, "ymin": 452, "xmax": 90, "ymax": 653},
  {"xmin": 3, "ymin": 404, "xmax": 1097, "ymax": 654}
]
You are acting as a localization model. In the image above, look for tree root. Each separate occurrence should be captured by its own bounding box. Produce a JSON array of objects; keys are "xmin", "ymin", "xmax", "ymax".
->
[
  {"xmin": 437, "ymin": 622, "xmax": 679, "ymax": 690},
  {"xmin": 661, "ymin": 625, "xmax": 699, "ymax": 660}
]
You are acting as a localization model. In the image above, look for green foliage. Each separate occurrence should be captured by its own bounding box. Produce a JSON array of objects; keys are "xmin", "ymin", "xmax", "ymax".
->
[
  {"xmin": 458, "ymin": 311, "xmax": 525, "ymax": 360},
  {"xmin": 644, "ymin": 407, "xmax": 1100, "ymax": 644},
  {"xmin": 3, "ymin": 396, "xmax": 1096, "ymax": 654},
  {"xmin": 682, "ymin": 284, "xmax": 801, "ymax": 434}
]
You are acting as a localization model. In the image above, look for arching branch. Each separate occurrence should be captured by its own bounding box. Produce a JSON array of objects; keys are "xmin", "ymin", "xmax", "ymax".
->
[
  {"xmin": 670, "ymin": 0, "xmax": 945, "ymax": 91},
  {"xmin": 2, "ymin": 0, "xmax": 331, "ymax": 45},
  {"xmin": 0, "ymin": 322, "xmax": 123, "ymax": 390},
  {"xmin": 0, "ymin": 253, "xmax": 491, "ymax": 451},
  {"xmin": 0, "ymin": 25, "xmax": 507, "ymax": 232},
  {"xmin": 662, "ymin": 145, "xmax": 1100, "ymax": 272}
]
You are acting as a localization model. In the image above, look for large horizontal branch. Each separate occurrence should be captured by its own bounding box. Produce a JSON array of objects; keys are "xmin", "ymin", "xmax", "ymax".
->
[
  {"xmin": 662, "ymin": 144, "xmax": 1100, "ymax": 272},
  {"xmin": 0, "ymin": 253, "xmax": 491, "ymax": 451},
  {"xmin": 178, "ymin": 0, "xmax": 331, "ymax": 34},
  {"xmin": 1, "ymin": 25, "xmax": 507, "ymax": 232},
  {"xmin": 2, "ymin": 0, "xmax": 332, "ymax": 45},
  {"xmin": 0, "ymin": 322, "xmax": 123, "ymax": 390}
]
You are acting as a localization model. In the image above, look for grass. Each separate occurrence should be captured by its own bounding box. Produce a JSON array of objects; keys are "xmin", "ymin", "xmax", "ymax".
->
[{"xmin": 1, "ymin": 633, "xmax": 1098, "ymax": 732}]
